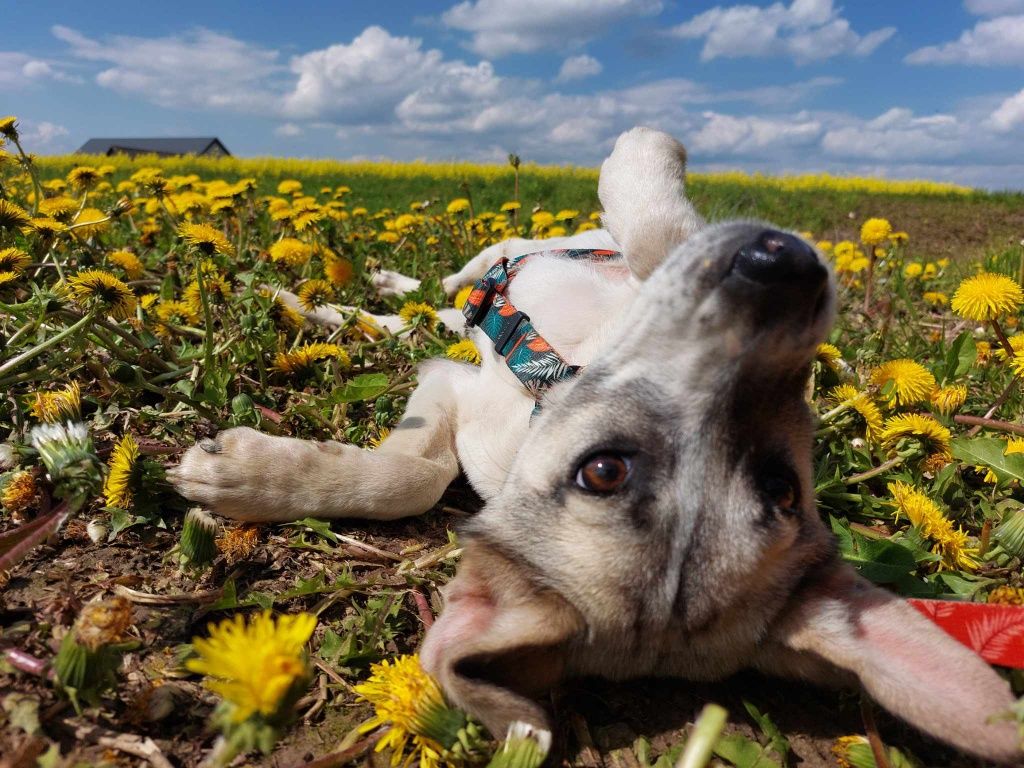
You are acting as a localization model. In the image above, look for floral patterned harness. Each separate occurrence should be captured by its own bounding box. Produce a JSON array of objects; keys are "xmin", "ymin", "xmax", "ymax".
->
[{"xmin": 461, "ymin": 248, "xmax": 621, "ymax": 406}]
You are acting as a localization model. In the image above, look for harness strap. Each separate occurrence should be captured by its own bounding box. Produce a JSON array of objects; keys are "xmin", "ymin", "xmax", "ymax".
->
[{"xmin": 461, "ymin": 248, "xmax": 621, "ymax": 404}]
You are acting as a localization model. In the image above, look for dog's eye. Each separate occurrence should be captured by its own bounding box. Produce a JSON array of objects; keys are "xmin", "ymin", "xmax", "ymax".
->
[
  {"xmin": 762, "ymin": 475, "xmax": 796, "ymax": 510},
  {"xmin": 576, "ymin": 453, "xmax": 632, "ymax": 494}
]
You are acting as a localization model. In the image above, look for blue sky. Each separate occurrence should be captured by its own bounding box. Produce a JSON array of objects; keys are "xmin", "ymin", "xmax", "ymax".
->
[{"xmin": 4, "ymin": 0, "xmax": 1024, "ymax": 188}]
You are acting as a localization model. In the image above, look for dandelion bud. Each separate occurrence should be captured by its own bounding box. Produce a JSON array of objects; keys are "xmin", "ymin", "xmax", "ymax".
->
[
  {"xmin": 86, "ymin": 519, "xmax": 108, "ymax": 544},
  {"xmin": 107, "ymin": 196, "xmax": 135, "ymax": 218},
  {"xmin": 55, "ymin": 597, "xmax": 133, "ymax": 709},
  {"xmin": 484, "ymin": 722, "xmax": 551, "ymax": 768},
  {"xmin": 180, "ymin": 507, "xmax": 218, "ymax": 567},
  {"xmin": 0, "ymin": 116, "xmax": 19, "ymax": 141},
  {"xmin": 30, "ymin": 422, "xmax": 101, "ymax": 504}
]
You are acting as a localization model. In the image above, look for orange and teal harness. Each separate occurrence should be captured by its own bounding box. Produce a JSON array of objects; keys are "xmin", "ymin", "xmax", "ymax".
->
[{"xmin": 462, "ymin": 248, "xmax": 621, "ymax": 402}]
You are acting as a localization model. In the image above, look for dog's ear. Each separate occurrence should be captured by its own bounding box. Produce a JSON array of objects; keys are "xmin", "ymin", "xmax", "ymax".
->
[
  {"xmin": 759, "ymin": 559, "xmax": 1019, "ymax": 762},
  {"xmin": 420, "ymin": 544, "xmax": 584, "ymax": 738},
  {"xmin": 599, "ymin": 127, "xmax": 704, "ymax": 281}
]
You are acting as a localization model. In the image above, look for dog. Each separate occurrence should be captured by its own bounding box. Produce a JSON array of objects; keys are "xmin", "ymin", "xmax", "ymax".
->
[{"xmin": 170, "ymin": 127, "xmax": 1019, "ymax": 762}]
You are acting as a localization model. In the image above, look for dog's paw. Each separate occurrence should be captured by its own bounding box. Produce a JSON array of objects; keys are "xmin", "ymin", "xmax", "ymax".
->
[
  {"xmin": 442, "ymin": 273, "xmax": 464, "ymax": 297},
  {"xmin": 371, "ymin": 270, "xmax": 421, "ymax": 298},
  {"xmin": 168, "ymin": 427, "xmax": 291, "ymax": 521}
]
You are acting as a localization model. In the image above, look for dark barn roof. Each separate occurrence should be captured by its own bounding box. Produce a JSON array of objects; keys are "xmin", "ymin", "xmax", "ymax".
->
[{"xmin": 76, "ymin": 137, "xmax": 230, "ymax": 157}]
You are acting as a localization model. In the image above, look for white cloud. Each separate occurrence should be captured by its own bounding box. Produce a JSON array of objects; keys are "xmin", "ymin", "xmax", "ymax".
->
[
  {"xmin": 53, "ymin": 25, "xmax": 282, "ymax": 111},
  {"xmin": 991, "ymin": 88, "xmax": 1024, "ymax": 130},
  {"xmin": 557, "ymin": 54, "xmax": 603, "ymax": 82},
  {"xmin": 667, "ymin": 0, "xmax": 895, "ymax": 63},
  {"xmin": 905, "ymin": 14, "xmax": 1024, "ymax": 65},
  {"xmin": 821, "ymin": 108, "xmax": 966, "ymax": 161},
  {"xmin": 690, "ymin": 111, "xmax": 822, "ymax": 155},
  {"xmin": 0, "ymin": 52, "xmax": 80, "ymax": 89},
  {"xmin": 275, "ymin": 123, "xmax": 303, "ymax": 137},
  {"xmin": 16, "ymin": 120, "xmax": 71, "ymax": 152},
  {"xmin": 283, "ymin": 26, "xmax": 501, "ymax": 125},
  {"xmin": 442, "ymin": 0, "xmax": 662, "ymax": 56},
  {"xmin": 965, "ymin": 0, "xmax": 1024, "ymax": 15}
]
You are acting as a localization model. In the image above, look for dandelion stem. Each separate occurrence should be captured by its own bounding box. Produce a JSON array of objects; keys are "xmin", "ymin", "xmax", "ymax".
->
[
  {"xmin": 990, "ymin": 318, "xmax": 1015, "ymax": 359},
  {"xmin": 817, "ymin": 402, "xmax": 851, "ymax": 423},
  {"xmin": 953, "ymin": 414, "xmax": 1024, "ymax": 436},
  {"xmin": 675, "ymin": 703, "xmax": 728, "ymax": 768},
  {"xmin": 844, "ymin": 455, "xmax": 904, "ymax": 485},
  {"xmin": 195, "ymin": 266, "xmax": 217, "ymax": 374},
  {"xmin": 0, "ymin": 308, "xmax": 97, "ymax": 378}
]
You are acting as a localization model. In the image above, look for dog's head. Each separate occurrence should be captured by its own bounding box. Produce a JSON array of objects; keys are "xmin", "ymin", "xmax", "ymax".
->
[{"xmin": 422, "ymin": 130, "xmax": 1019, "ymax": 762}]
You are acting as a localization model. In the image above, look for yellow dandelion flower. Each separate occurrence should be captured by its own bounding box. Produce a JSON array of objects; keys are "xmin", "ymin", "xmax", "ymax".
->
[
  {"xmin": 273, "ymin": 343, "xmax": 350, "ymax": 374},
  {"xmin": 108, "ymin": 250, "xmax": 144, "ymax": 279},
  {"xmin": 500, "ymin": 201, "xmax": 521, "ymax": 212},
  {"xmin": 887, "ymin": 481, "xmax": 978, "ymax": 571},
  {"xmin": 71, "ymin": 207, "xmax": 109, "ymax": 238},
  {"xmin": 446, "ymin": 198, "xmax": 471, "ymax": 215},
  {"xmin": 217, "ymin": 525, "xmax": 262, "ymax": 564},
  {"xmin": 829, "ymin": 384, "xmax": 884, "ymax": 442},
  {"xmin": 67, "ymin": 166, "xmax": 101, "ymax": 190},
  {"xmin": 178, "ymin": 222, "xmax": 235, "ymax": 257},
  {"xmin": 297, "ymin": 279, "xmax": 335, "ymax": 311},
  {"xmin": 139, "ymin": 293, "xmax": 159, "ymax": 311},
  {"xmin": 0, "ymin": 247, "xmax": 30, "ymax": 274},
  {"xmin": 923, "ymin": 291, "xmax": 948, "ymax": 307},
  {"xmin": 531, "ymin": 211, "xmax": 555, "ymax": 229},
  {"xmin": 555, "ymin": 209, "xmax": 579, "ymax": 221},
  {"xmin": 1005, "ymin": 437, "xmax": 1024, "ymax": 455},
  {"xmin": 446, "ymin": 339, "xmax": 481, "ymax": 365},
  {"xmin": 269, "ymin": 237, "xmax": 312, "ymax": 266},
  {"xmin": 0, "ymin": 115, "xmax": 18, "ymax": 139},
  {"xmin": 355, "ymin": 654, "xmax": 462, "ymax": 768},
  {"xmin": 29, "ymin": 382, "xmax": 81, "ymax": 423},
  {"xmin": 368, "ymin": 428, "xmax": 391, "ymax": 449},
  {"xmin": 889, "ymin": 231, "xmax": 909, "ymax": 244},
  {"xmin": 187, "ymin": 611, "xmax": 316, "ymax": 723},
  {"xmin": 0, "ymin": 271, "xmax": 17, "ymax": 288},
  {"xmin": 2, "ymin": 471, "xmax": 38, "ymax": 514},
  {"xmin": 377, "ymin": 231, "xmax": 400, "ymax": 244},
  {"xmin": 929, "ymin": 384, "xmax": 967, "ymax": 416},
  {"xmin": 903, "ymin": 262, "xmax": 923, "ymax": 279},
  {"xmin": 831, "ymin": 735, "xmax": 871, "ymax": 768},
  {"xmin": 453, "ymin": 284, "xmax": 473, "ymax": 310},
  {"xmin": 975, "ymin": 340, "xmax": 992, "ymax": 365},
  {"xmin": 154, "ymin": 299, "xmax": 201, "ymax": 337},
  {"xmin": 323, "ymin": 255, "xmax": 354, "ymax": 286},
  {"xmin": 860, "ymin": 217, "xmax": 892, "ymax": 246},
  {"xmin": 399, "ymin": 301, "xmax": 438, "ymax": 330},
  {"xmin": 28, "ymin": 217, "xmax": 68, "ymax": 238},
  {"xmin": 0, "ymin": 200, "xmax": 31, "ymax": 231},
  {"xmin": 37, "ymin": 196, "xmax": 78, "ymax": 220},
  {"xmin": 67, "ymin": 269, "xmax": 137, "ymax": 321},
  {"xmin": 988, "ymin": 585, "xmax": 1024, "ymax": 605},
  {"xmin": 816, "ymin": 342, "xmax": 843, "ymax": 372},
  {"xmin": 951, "ymin": 272, "xmax": 1024, "ymax": 321},
  {"xmin": 277, "ymin": 179, "xmax": 303, "ymax": 195},
  {"xmin": 881, "ymin": 413, "xmax": 951, "ymax": 461},
  {"xmin": 104, "ymin": 434, "xmax": 139, "ymax": 509},
  {"xmin": 870, "ymin": 359, "xmax": 936, "ymax": 406}
]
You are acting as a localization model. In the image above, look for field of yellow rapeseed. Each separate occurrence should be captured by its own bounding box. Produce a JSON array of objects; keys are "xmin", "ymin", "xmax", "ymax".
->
[{"xmin": 2, "ymin": 113, "xmax": 1024, "ymax": 765}]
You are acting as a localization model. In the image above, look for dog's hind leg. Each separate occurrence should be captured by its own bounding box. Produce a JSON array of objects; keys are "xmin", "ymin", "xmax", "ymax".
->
[
  {"xmin": 273, "ymin": 289, "xmax": 465, "ymax": 335},
  {"xmin": 169, "ymin": 360, "xmax": 474, "ymax": 522}
]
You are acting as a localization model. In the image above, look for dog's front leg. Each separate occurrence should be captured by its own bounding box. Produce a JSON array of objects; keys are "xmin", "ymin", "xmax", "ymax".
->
[{"xmin": 169, "ymin": 360, "xmax": 475, "ymax": 522}]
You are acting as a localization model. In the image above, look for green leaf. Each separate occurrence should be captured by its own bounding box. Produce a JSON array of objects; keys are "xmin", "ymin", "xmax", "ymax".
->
[
  {"xmin": 331, "ymin": 373, "xmax": 390, "ymax": 404},
  {"xmin": 286, "ymin": 516, "xmax": 338, "ymax": 543},
  {"xmin": 951, "ymin": 436, "xmax": 1024, "ymax": 484},
  {"xmin": 942, "ymin": 331, "xmax": 975, "ymax": 382},
  {"xmin": 713, "ymin": 733, "xmax": 782, "ymax": 768},
  {"xmin": 840, "ymin": 531, "xmax": 918, "ymax": 584},
  {"xmin": 742, "ymin": 701, "xmax": 789, "ymax": 767}
]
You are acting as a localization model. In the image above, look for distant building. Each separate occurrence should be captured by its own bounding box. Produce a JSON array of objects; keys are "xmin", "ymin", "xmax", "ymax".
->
[{"xmin": 76, "ymin": 137, "xmax": 231, "ymax": 158}]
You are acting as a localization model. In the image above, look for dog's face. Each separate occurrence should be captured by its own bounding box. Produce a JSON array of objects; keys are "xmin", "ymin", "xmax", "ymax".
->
[{"xmin": 422, "ymin": 222, "xmax": 1020, "ymax": 760}]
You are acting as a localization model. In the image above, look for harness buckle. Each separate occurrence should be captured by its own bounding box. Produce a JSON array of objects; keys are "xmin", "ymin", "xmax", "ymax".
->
[{"xmin": 494, "ymin": 310, "xmax": 530, "ymax": 355}]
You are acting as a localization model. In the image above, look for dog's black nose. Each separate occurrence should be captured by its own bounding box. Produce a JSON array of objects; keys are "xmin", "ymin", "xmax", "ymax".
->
[{"xmin": 732, "ymin": 230, "xmax": 824, "ymax": 284}]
